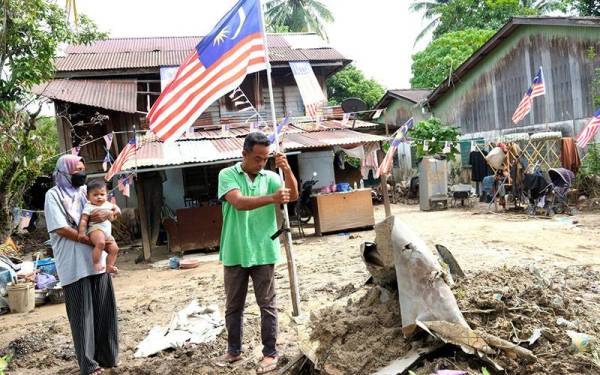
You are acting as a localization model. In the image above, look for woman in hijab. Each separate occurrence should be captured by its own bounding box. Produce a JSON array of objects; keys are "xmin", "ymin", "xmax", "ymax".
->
[{"xmin": 44, "ymin": 155, "xmax": 119, "ymax": 375}]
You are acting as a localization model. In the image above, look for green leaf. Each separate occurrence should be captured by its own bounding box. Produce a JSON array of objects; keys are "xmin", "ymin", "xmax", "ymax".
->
[{"xmin": 481, "ymin": 367, "xmax": 491, "ymax": 375}]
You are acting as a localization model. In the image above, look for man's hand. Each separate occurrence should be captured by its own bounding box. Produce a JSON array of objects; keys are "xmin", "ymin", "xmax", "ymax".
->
[
  {"xmin": 89, "ymin": 209, "xmax": 110, "ymax": 223},
  {"xmin": 77, "ymin": 233, "xmax": 92, "ymax": 246},
  {"xmin": 272, "ymin": 188, "xmax": 291, "ymax": 204},
  {"xmin": 275, "ymin": 153, "xmax": 291, "ymax": 173}
]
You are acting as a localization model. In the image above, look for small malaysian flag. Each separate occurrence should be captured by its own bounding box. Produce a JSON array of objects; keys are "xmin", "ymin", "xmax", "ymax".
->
[
  {"xmin": 376, "ymin": 117, "xmax": 414, "ymax": 178},
  {"xmin": 512, "ymin": 67, "xmax": 545, "ymax": 124},
  {"xmin": 105, "ymin": 137, "xmax": 137, "ymax": 181},
  {"xmin": 147, "ymin": 0, "xmax": 267, "ymax": 142},
  {"xmin": 576, "ymin": 109, "xmax": 600, "ymax": 148},
  {"xmin": 267, "ymin": 116, "xmax": 289, "ymax": 146},
  {"xmin": 117, "ymin": 175, "xmax": 131, "ymax": 198}
]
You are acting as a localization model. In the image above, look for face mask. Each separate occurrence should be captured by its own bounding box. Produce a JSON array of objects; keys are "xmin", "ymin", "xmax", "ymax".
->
[{"xmin": 70, "ymin": 172, "xmax": 87, "ymax": 187}]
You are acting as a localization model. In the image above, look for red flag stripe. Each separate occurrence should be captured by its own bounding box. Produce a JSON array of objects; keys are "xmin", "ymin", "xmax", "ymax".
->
[
  {"xmin": 147, "ymin": 51, "xmax": 198, "ymax": 120},
  {"xmin": 151, "ymin": 49, "xmax": 266, "ymax": 136},
  {"xmin": 148, "ymin": 33, "xmax": 264, "ymax": 124},
  {"xmin": 376, "ymin": 145, "xmax": 397, "ymax": 178},
  {"xmin": 150, "ymin": 44, "xmax": 265, "ymax": 132},
  {"xmin": 105, "ymin": 145, "xmax": 136, "ymax": 181},
  {"xmin": 157, "ymin": 56, "xmax": 266, "ymax": 141}
]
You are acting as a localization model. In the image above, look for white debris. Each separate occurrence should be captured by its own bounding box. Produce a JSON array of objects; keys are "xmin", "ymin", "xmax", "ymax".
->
[{"xmin": 134, "ymin": 300, "xmax": 224, "ymax": 358}]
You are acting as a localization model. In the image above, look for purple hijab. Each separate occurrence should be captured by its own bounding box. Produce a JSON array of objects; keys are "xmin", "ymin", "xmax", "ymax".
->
[{"xmin": 53, "ymin": 155, "xmax": 87, "ymax": 224}]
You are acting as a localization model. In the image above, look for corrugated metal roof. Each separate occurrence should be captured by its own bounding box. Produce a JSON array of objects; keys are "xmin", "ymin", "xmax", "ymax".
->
[
  {"xmin": 57, "ymin": 34, "xmax": 349, "ymax": 72},
  {"xmin": 122, "ymin": 129, "xmax": 385, "ymax": 169},
  {"xmin": 56, "ymin": 51, "xmax": 189, "ymax": 71},
  {"xmin": 389, "ymin": 89, "xmax": 432, "ymax": 103},
  {"xmin": 182, "ymin": 119, "xmax": 377, "ymax": 140},
  {"xmin": 66, "ymin": 36, "xmax": 198, "ymax": 54},
  {"xmin": 283, "ymin": 129, "xmax": 385, "ymax": 150},
  {"xmin": 31, "ymin": 79, "xmax": 137, "ymax": 113}
]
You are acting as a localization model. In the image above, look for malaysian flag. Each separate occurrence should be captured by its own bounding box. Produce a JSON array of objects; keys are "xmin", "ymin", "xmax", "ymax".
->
[
  {"xmin": 576, "ymin": 109, "xmax": 600, "ymax": 148},
  {"xmin": 289, "ymin": 61, "xmax": 326, "ymax": 118},
  {"xmin": 117, "ymin": 175, "xmax": 131, "ymax": 198},
  {"xmin": 376, "ymin": 117, "xmax": 414, "ymax": 178},
  {"xmin": 105, "ymin": 138, "xmax": 137, "ymax": 181},
  {"xmin": 512, "ymin": 67, "xmax": 545, "ymax": 124},
  {"xmin": 147, "ymin": 0, "xmax": 267, "ymax": 142},
  {"xmin": 268, "ymin": 116, "xmax": 289, "ymax": 145}
]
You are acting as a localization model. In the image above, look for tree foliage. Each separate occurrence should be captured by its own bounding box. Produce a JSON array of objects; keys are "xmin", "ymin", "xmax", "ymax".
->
[
  {"xmin": 1, "ymin": 0, "xmax": 105, "ymax": 108},
  {"xmin": 565, "ymin": 0, "xmax": 600, "ymax": 16},
  {"xmin": 410, "ymin": 28, "xmax": 496, "ymax": 88},
  {"xmin": 326, "ymin": 65, "xmax": 385, "ymax": 109},
  {"xmin": 409, "ymin": 117, "xmax": 460, "ymax": 161},
  {"xmin": 410, "ymin": 0, "xmax": 563, "ymax": 41},
  {"xmin": 0, "ymin": 0, "xmax": 104, "ymax": 241},
  {"xmin": 433, "ymin": 0, "xmax": 539, "ymax": 38},
  {"xmin": 265, "ymin": 0, "xmax": 334, "ymax": 40}
]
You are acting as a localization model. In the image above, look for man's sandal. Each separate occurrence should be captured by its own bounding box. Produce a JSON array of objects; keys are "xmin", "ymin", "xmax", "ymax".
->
[{"xmin": 256, "ymin": 356, "xmax": 278, "ymax": 374}]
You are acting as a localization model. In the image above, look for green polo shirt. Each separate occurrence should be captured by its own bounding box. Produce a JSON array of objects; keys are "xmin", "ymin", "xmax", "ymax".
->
[{"xmin": 218, "ymin": 163, "xmax": 283, "ymax": 267}]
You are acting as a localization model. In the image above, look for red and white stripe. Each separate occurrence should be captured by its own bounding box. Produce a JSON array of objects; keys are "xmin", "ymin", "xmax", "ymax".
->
[
  {"xmin": 305, "ymin": 103, "xmax": 318, "ymax": 118},
  {"xmin": 375, "ymin": 145, "xmax": 397, "ymax": 178},
  {"xmin": 512, "ymin": 94, "xmax": 531, "ymax": 124},
  {"xmin": 105, "ymin": 143, "xmax": 136, "ymax": 181},
  {"xmin": 530, "ymin": 83, "xmax": 545, "ymax": 98},
  {"xmin": 576, "ymin": 117, "xmax": 600, "ymax": 148},
  {"xmin": 148, "ymin": 33, "xmax": 267, "ymax": 142}
]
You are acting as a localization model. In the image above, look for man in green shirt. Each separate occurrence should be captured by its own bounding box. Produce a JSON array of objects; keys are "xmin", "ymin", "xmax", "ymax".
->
[{"xmin": 216, "ymin": 132, "xmax": 298, "ymax": 374}]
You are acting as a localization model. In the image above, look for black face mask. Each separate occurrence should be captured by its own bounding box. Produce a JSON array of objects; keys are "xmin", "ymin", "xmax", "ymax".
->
[{"xmin": 70, "ymin": 172, "xmax": 87, "ymax": 187}]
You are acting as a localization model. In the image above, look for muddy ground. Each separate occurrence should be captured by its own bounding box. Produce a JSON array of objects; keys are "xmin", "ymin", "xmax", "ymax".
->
[{"xmin": 1, "ymin": 203, "xmax": 599, "ymax": 374}]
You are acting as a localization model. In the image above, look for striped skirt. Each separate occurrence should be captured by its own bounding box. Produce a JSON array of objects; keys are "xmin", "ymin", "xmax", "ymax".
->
[{"xmin": 63, "ymin": 273, "xmax": 119, "ymax": 375}]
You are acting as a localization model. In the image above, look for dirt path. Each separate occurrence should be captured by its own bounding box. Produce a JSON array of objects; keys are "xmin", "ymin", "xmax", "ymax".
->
[{"xmin": 1, "ymin": 203, "xmax": 599, "ymax": 374}]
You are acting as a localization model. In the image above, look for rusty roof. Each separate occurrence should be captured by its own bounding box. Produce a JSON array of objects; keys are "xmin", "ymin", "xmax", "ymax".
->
[
  {"xmin": 31, "ymin": 79, "xmax": 137, "ymax": 113},
  {"xmin": 426, "ymin": 16, "xmax": 600, "ymax": 106},
  {"xmin": 122, "ymin": 128, "xmax": 385, "ymax": 170},
  {"xmin": 388, "ymin": 89, "xmax": 432, "ymax": 103},
  {"xmin": 57, "ymin": 33, "xmax": 349, "ymax": 72},
  {"xmin": 182, "ymin": 119, "xmax": 377, "ymax": 140}
]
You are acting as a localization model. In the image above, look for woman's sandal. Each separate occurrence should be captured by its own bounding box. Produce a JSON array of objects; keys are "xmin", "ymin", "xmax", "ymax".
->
[{"xmin": 256, "ymin": 356, "xmax": 278, "ymax": 374}]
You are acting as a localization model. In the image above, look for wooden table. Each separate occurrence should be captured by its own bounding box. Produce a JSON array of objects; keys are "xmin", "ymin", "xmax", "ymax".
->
[{"xmin": 312, "ymin": 189, "xmax": 375, "ymax": 236}]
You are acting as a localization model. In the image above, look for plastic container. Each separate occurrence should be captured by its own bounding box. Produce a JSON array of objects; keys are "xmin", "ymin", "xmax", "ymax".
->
[
  {"xmin": 7, "ymin": 282, "xmax": 35, "ymax": 313},
  {"xmin": 336, "ymin": 183, "xmax": 351, "ymax": 192},
  {"xmin": 34, "ymin": 258, "xmax": 57, "ymax": 276},
  {"xmin": 35, "ymin": 289, "xmax": 47, "ymax": 306},
  {"xmin": 46, "ymin": 281, "xmax": 64, "ymax": 304}
]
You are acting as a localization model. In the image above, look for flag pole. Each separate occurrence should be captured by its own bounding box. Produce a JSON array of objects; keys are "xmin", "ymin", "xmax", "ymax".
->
[{"xmin": 258, "ymin": 0, "xmax": 301, "ymax": 317}]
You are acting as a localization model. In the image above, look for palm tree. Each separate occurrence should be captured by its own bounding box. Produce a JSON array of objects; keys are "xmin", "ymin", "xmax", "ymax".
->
[
  {"xmin": 519, "ymin": 0, "xmax": 564, "ymax": 12},
  {"xmin": 265, "ymin": 0, "xmax": 334, "ymax": 40},
  {"xmin": 409, "ymin": 0, "xmax": 451, "ymax": 43}
]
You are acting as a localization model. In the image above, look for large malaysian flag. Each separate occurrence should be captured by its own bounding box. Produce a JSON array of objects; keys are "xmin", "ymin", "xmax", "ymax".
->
[{"xmin": 147, "ymin": 0, "xmax": 267, "ymax": 142}]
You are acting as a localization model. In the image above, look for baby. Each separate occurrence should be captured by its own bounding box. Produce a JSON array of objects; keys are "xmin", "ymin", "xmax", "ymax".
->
[{"xmin": 78, "ymin": 179, "xmax": 119, "ymax": 273}]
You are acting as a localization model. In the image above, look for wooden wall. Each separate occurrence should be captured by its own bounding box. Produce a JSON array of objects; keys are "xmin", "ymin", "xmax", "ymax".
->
[{"xmin": 431, "ymin": 26, "xmax": 600, "ymax": 136}]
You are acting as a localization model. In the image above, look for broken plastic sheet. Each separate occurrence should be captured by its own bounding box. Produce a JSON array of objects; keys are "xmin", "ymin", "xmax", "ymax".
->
[{"xmin": 134, "ymin": 300, "xmax": 224, "ymax": 358}]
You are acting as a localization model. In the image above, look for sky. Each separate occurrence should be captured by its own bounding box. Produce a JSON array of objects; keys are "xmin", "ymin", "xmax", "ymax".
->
[{"xmin": 75, "ymin": 0, "xmax": 430, "ymax": 90}]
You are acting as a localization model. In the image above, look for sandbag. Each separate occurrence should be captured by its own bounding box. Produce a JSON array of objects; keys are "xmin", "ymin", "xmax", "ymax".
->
[{"xmin": 485, "ymin": 147, "xmax": 505, "ymax": 169}]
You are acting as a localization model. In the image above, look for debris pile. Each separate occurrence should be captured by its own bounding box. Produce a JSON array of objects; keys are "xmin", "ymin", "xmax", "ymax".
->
[
  {"xmin": 298, "ymin": 216, "xmax": 600, "ymax": 374},
  {"xmin": 304, "ymin": 265, "xmax": 600, "ymax": 374}
]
